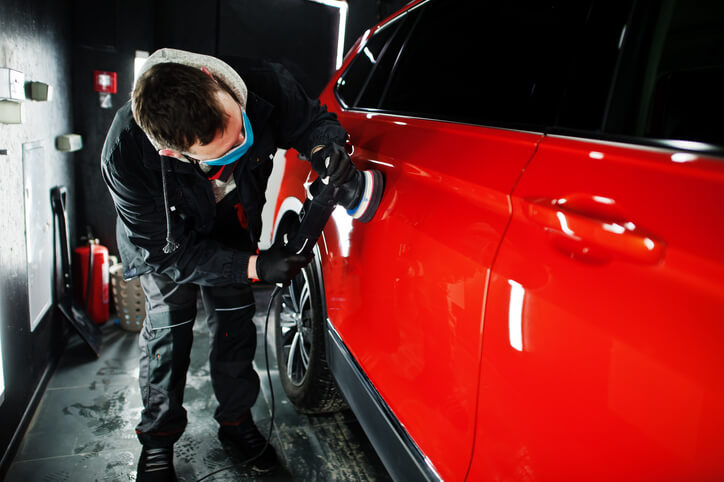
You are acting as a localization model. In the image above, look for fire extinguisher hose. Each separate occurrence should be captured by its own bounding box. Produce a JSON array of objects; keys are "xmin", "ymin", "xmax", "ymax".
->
[{"xmin": 85, "ymin": 240, "xmax": 95, "ymax": 313}]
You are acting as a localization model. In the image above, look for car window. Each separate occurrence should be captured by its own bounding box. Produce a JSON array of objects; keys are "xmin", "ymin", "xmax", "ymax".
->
[
  {"xmin": 356, "ymin": 11, "xmax": 419, "ymax": 109},
  {"xmin": 553, "ymin": 3, "xmax": 631, "ymax": 130},
  {"xmin": 378, "ymin": 0, "xmax": 618, "ymax": 129},
  {"xmin": 336, "ymin": 17, "xmax": 402, "ymax": 108},
  {"xmin": 607, "ymin": 0, "xmax": 724, "ymax": 146},
  {"xmin": 336, "ymin": 8, "xmax": 421, "ymax": 109}
]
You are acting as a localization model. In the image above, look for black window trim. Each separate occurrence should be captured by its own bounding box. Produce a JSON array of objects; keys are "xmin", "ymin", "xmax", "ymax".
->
[
  {"xmin": 351, "ymin": 17, "xmax": 404, "ymax": 108},
  {"xmin": 335, "ymin": 0, "xmax": 430, "ymax": 110},
  {"xmin": 377, "ymin": 5, "xmax": 423, "ymax": 109},
  {"xmin": 548, "ymin": 128, "xmax": 724, "ymax": 158}
]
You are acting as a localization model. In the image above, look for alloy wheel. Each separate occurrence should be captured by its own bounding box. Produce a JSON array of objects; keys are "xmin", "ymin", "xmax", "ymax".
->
[{"xmin": 278, "ymin": 268, "xmax": 314, "ymax": 386}]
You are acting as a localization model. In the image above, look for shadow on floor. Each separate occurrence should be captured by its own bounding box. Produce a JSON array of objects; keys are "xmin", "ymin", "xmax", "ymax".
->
[{"xmin": 6, "ymin": 285, "xmax": 391, "ymax": 481}]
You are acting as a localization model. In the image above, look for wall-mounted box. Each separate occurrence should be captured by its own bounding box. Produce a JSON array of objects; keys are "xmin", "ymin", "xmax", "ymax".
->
[
  {"xmin": 29, "ymin": 81, "xmax": 53, "ymax": 101},
  {"xmin": 55, "ymin": 134, "xmax": 83, "ymax": 152},
  {"xmin": 0, "ymin": 68, "xmax": 25, "ymax": 100},
  {"xmin": 0, "ymin": 100, "xmax": 25, "ymax": 124}
]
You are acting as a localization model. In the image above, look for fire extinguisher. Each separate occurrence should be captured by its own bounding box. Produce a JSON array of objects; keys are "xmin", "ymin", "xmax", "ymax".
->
[{"xmin": 73, "ymin": 231, "xmax": 110, "ymax": 324}]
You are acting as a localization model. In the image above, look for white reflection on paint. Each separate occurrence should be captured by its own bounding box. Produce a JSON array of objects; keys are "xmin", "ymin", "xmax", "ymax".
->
[
  {"xmin": 603, "ymin": 222, "xmax": 626, "ymax": 234},
  {"xmin": 589, "ymin": 151, "xmax": 604, "ymax": 160},
  {"xmin": 508, "ymin": 280, "xmax": 525, "ymax": 352},
  {"xmin": 368, "ymin": 159, "xmax": 394, "ymax": 168},
  {"xmin": 593, "ymin": 195, "xmax": 615, "ymax": 205},
  {"xmin": 671, "ymin": 152, "xmax": 697, "ymax": 163},
  {"xmin": 556, "ymin": 212, "xmax": 574, "ymax": 236},
  {"xmin": 331, "ymin": 205, "xmax": 353, "ymax": 258},
  {"xmin": 643, "ymin": 238, "xmax": 655, "ymax": 250}
]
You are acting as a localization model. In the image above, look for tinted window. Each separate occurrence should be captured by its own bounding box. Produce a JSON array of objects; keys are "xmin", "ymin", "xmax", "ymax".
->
[
  {"xmin": 379, "ymin": 1, "xmax": 606, "ymax": 129},
  {"xmin": 554, "ymin": 3, "xmax": 631, "ymax": 130},
  {"xmin": 336, "ymin": 19, "xmax": 401, "ymax": 107},
  {"xmin": 642, "ymin": 0, "xmax": 723, "ymax": 145},
  {"xmin": 356, "ymin": 13, "xmax": 417, "ymax": 108},
  {"xmin": 605, "ymin": 0, "xmax": 724, "ymax": 147}
]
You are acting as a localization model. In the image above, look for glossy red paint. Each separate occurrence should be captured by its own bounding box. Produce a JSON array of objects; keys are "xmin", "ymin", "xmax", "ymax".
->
[
  {"xmin": 469, "ymin": 136, "xmax": 724, "ymax": 481},
  {"xmin": 278, "ymin": 127, "xmax": 724, "ymax": 480},
  {"xmin": 273, "ymin": 3, "xmax": 724, "ymax": 479},
  {"xmin": 279, "ymin": 111, "xmax": 541, "ymax": 480}
]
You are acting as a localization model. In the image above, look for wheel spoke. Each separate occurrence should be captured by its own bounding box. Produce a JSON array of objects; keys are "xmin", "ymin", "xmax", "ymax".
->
[
  {"xmin": 299, "ymin": 274, "xmax": 310, "ymax": 311},
  {"xmin": 287, "ymin": 332, "xmax": 300, "ymax": 381},
  {"xmin": 279, "ymin": 320, "xmax": 297, "ymax": 330},
  {"xmin": 299, "ymin": 335, "xmax": 310, "ymax": 369},
  {"xmin": 279, "ymin": 266, "xmax": 314, "ymax": 385},
  {"xmin": 287, "ymin": 280, "xmax": 300, "ymax": 313}
]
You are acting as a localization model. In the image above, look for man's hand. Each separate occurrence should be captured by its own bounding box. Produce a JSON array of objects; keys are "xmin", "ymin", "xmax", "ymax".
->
[
  {"xmin": 310, "ymin": 143, "xmax": 355, "ymax": 186},
  {"xmin": 253, "ymin": 240, "xmax": 311, "ymax": 284}
]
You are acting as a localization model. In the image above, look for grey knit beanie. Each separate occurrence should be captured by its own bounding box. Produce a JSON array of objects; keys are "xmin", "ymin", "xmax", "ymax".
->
[{"xmin": 132, "ymin": 48, "xmax": 248, "ymax": 152}]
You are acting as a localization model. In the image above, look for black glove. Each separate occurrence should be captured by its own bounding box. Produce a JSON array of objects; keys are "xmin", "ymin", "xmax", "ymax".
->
[
  {"xmin": 310, "ymin": 143, "xmax": 355, "ymax": 186},
  {"xmin": 256, "ymin": 240, "xmax": 311, "ymax": 284}
]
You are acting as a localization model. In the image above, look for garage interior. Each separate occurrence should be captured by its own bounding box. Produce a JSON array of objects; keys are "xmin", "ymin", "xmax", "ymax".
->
[{"xmin": 0, "ymin": 0, "xmax": 407, "ymax": 479}]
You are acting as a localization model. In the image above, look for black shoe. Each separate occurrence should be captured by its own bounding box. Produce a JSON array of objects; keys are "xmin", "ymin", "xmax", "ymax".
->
[
  {"xmin": 218, "ymin": 415, "xmax": 279, "ymax": 473},
  {"xmin": 137, "ymin": 446, "xmax": 178, "ymax": 482}
]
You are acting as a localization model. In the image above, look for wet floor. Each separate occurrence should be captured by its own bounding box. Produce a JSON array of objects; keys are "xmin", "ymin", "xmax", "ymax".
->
[{"xmin": 6, "ymin": 285, "xmax": 392, "ymax": 481}]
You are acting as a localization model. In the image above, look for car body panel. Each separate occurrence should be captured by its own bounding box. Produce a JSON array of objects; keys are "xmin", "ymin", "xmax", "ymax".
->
[
  {"xmin": 469, "ymin": 135, "xmax": 724, "ymax": 481},
  {"xmin": 280, "ymin": 108, "xmax": 541, "ymax": 479}
]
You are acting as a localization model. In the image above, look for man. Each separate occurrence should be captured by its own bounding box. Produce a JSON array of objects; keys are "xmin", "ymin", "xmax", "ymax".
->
[{"xmin": 101, "ymin": 48, "xmax": 353, "ymax": 481}]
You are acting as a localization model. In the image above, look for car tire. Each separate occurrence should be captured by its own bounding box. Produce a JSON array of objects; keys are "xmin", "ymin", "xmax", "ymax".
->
[{"xmin": 274, "ymin": 251, "xmax": 347, "ymax": 414}]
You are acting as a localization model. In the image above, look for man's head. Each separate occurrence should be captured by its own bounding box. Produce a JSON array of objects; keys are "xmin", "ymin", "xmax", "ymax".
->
[{"xmin": 132, "ymin": 62, "xmax": 244, "ymax": 156}]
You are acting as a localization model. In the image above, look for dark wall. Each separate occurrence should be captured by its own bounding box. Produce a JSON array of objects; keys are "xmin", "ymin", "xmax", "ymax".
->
[
  {"xmin": 217, "ymin": 0, "xmax": 338, "ymax": 98},
  {"xmin": 72, "ymin": 0, "xmax": 155, "ymax": 254},
  {"xmin": 0, "ymin": 0, "xmax": 76, "ymax": 473},
  {"xmin": 155, "ymin": 0, "xmax": 219, "ymax": 56}
]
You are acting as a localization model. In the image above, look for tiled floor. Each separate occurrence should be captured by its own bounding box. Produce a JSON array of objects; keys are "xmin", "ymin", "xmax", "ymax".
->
[{"xmin": 6, "ymin": 286, "xmax": 391, "ymax": 481}]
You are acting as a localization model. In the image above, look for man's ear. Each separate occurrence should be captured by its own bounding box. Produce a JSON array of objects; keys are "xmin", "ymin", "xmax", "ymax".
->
[
  {"xmin": 158, "ymin": 149, "xmax": 185, "ymax": 160},
  {"xmin": 201, "ymin": 66, "xmax": 215, "ymax": 80}
]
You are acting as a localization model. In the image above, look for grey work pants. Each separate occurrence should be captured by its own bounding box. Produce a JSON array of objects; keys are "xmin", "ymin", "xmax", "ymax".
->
[{"xmin": 135, "ymin": 271, "xmax": 259, "ymax": 448}]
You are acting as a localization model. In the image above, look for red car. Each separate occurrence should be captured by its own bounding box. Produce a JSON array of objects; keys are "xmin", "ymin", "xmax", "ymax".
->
[{"xmin": 269, "ymin": 1, "xmax": 724, "ymax": 480}]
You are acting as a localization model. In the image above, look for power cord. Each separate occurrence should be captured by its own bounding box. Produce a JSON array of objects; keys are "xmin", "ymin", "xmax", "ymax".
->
[{"xmin": 195, "ymin": 285, "xmax": 282, "ymax": 482}]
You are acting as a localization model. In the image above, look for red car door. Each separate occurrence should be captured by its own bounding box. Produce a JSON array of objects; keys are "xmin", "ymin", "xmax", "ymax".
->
[
  {"xmin": 472, "ymin": 136, "xmax": 724, "ymax": 482},
  {"xmin": 320, "ymin": 110, "xmax": 540, "ymax": 480}
]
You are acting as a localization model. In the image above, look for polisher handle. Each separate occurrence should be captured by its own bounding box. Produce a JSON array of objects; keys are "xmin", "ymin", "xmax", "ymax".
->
[{"xmin": 283, "ymin": 180, "xmax": 338, "ymax": 258}]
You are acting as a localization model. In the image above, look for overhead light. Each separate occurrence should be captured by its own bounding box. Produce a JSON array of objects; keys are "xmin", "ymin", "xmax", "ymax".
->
[
  {"xmin": 134, "ymin": 50, "xmax": 149, "ymax": 87},
  {"xmin": 307, "ymin": 0, "xmax": 348, "ymax": 70}
]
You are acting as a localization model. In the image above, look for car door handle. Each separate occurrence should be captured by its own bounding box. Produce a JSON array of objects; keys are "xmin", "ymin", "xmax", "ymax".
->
[{"xmin": 524, "ymin": 197, "xmax": 665, "ymax": 264}]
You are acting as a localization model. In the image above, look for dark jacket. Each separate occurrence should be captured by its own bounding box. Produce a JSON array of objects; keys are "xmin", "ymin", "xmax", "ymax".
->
[{"xmin": 101, "ymin": 58, "xmax": 346, "ymax": 285}]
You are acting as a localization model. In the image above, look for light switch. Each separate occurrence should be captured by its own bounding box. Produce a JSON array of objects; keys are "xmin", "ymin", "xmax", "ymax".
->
[{"xmin": 0, "ymin": 68, "xmax": 25, "ymax": 100}]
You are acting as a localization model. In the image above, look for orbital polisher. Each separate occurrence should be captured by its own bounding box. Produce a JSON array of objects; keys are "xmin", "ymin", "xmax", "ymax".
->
[{"xmin": 280, "ymin": 163, "xmax": 385, "ymax": 258}]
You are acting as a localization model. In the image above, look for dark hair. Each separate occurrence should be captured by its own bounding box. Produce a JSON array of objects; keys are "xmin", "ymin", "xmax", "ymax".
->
[{"xmin": 132, "ymin": 63, "xmax": 232, "ymax": 151}]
